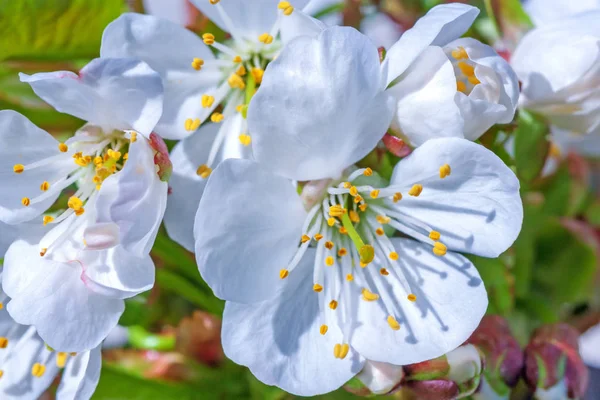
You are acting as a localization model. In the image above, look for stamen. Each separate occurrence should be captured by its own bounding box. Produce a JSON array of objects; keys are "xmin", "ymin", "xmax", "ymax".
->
[
  {"xmin": 389, "ymin": 252, "xmax": 399, "ymax": 260},
  {"xmin": 313, "ymin": 233, "xmax": 323, "ymax": 241},
  {"xmin": 196, "ymin": 164, "xmax": 212, "ymax": 179},
  {"xmin": 451, "ymin": 47, "xmax": 468, "ymax": 60},
  {"xmin": 349, "ymin": 186, "xmax": 358, "ymax": 196},
  {"xmin": 361, "ymin": 288, "xmax": 380, "ymax": 302},
  {"xmin": 376, "ymin": 215, "xmax": 390, "ymax": 224},
  {"xmin": 408, "ymin": 184, "xmax": 423, "ymax": 197},
  {"xmin": 468, "ymin": 75, "xmax": 481, "ymax": 85},
  {"xmin": 457, "ymin": 61, "xmax": 475, "ymax": 77},
  {"xmin": 429, "ymin": 231, "xmax": 441, "ymax": 240},
  {"xmin": 325, "ymin": 256, "xmax": 334, "ymax": 266},
  {"xmin": 301, "ymin": 234, "xmax": 311, "ymax": 243},
  {"xmin": 58, "ymin": 143, "xmax": 69, "ymax": 152},
  {"xmin": 236, "ymin": 65, "xmax": 246, "ymax": 76},
  {"xmin": 370, "ymin": 190, "xmax": 380, "ymax": 199},
  {"xmin": 191, "ymin": 58, "xmax": 204, "ymax": 71},
  {"xmin": 238, "ymin": 134, "xmax": 252, "ymax": 146},
  {"xmin": 320, "ymin": 325, "xmax": 328, "ymax": 335},
  {"xmin": 201, "ymin": 95, "xmax": 215, "ymax": 108},
  {"xmin": 31, "ymin": 363, "xmax": 46, "ymax": 378},
  {"xmin": 387, "ymin": 315, "xmax": 401, "ymax": 331},
  {"xmin": 67, "ymin": 196, "xmax": 83, "ymax": 211},
  {"xmin": 39, "ymin": 248, "xmax": 47, "ymax": 257},
  {"xmin": 21, "ymin": 197, "xmax": 30, "ymax": 207},
  {"xmin": 324, "ymin": 241, "xmax": 334, "ymax": 250},
  {"xmin": 327, "ymin": 217, "xmax": 336, "ymax": 227},
  {"xmin": 328, "ymin": 205, "xmax": 346, "ymax": 217},
  {"xmin": 346, "ymin": 273, "xmax": 354, "ymax": 281},
  {"xmin": 251, "ymin": 68, "xmax": 264, "ymax": 84},
  {"xmin": 393, "ymin": 192, "xmax": 402, "ymax": 202},
  {"xmin": 185, "ymin": 118, "xmax": 201, "ymax": 131},
  {"xmin": 228, "ymin": 74, "xmax": 246, "ymax": 90},
  {"xmin": 407, "ymin": 294, "xmax": 417, "ymax": 302},
  {"xmin": 329, "ymin": 300, "xmax": 338, "ymax": 310},
  {"xmin": 433, "ymin": 242, "xmax": 447, "ymax": 256},
  {"xmin": 43, "ymin": 216, "xmax": 54, "ymax": 226},
  {"xmin": 375, "ymin": 228, "xmax": 384, "ymax": 236},
  {"xmin": 363, "ymin": 168, "xmax": 373, "ymax": 176},
  {"xmin": 338, "ymin": 248, "xmax": 347, "ymax": 257},
  {"xmin": 13, "ymin": 164, "xmax": 24, "ymax": 174},
  {"xmin": 439, "ymin": 164, "xmax": 451, "ymax": 178},
  {"xmin": 313, "ymin": 284, "xmax": 323, "ymax": 292},
  {"xmin": 279, "ymin": 269, "xmax": 289, "ymax": 279},
  {"xmin": 210, "ymin": 113, "xmax": 224, "ymax": 123},
  {"xmin": 349, "ymin": 210, "xmax": 360, "ymax": 223},
  {"xmin": 258, "ymin": 33, "xmax": 274, "ymax": 44},
  {"xmin": 0, "ymin": 337, "xmax": 8, "ymax": 348},
  {"xmin": 359, "ymin": 204, "xmax": 368, "ymax": 212},
  {"xmin": 56, "ymin": 352, "xmax": 67, "ymax": 368},
  {"xmin": 380, "ymin": 268, "xmax": 389, "ymax": 276},
  {"xmin": 457, "ymin": 81, "xmax": 467, "ymax": 93},
  {"xmin": 202, "ymin": 33, "xmax": 215, "ymax": 45},
  {"xmin": 233, "ymin": 55, "xmax": 243, "ymax": 63}
]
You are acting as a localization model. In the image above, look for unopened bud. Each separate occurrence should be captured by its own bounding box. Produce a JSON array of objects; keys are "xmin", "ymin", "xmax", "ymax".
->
[
  {"xmin": 176, "ymin": 311, "xmax": 223, "ymax": 365},
  {"xmin": 355, "ymin": 360, "xmax": 404, "ymax": 395},
  {"xmin": 382, "ymin": 133, "xmax": 411, "ymax": 157},
  {"xmin": 149, "ymin": 132, "xmax": 173, "ymax": 182},
  {"xmin": 524, "ymin": 323, "xmax": 588, "ymax": 399}
]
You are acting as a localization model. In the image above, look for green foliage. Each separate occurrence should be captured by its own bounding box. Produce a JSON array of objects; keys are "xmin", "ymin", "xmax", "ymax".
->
[{"xmin": 513, "ymin": 111, "xmax": 550, "ymax": 184}]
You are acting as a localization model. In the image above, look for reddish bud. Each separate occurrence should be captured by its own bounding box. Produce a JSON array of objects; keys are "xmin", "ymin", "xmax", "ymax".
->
[
  {"xmin": 176, "ymin": 311, "xmax": 224, "ymax": 366},
  {"xmin": 149, "ymin": 132, "xmax": 173, "ymax": 182},
  {"xmin": 382, "ymin": 133, "xmax": 412, "ymax": 157}
]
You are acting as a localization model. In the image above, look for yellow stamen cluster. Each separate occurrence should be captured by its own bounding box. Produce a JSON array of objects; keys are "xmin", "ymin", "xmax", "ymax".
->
[
  {"xmin": 31, "ymin": 363, "xmax": 46, "ymax": 378},
  {"xmin": 0, "ymin": 337, "xmax": 8, "ymax": 348},
  {"xmin": 56, "ymin": 352, "xmax": 68, "ymax": 368},
  {"xmin": 313, "ymin": 233, "xmax": 323, "ymax": 241},
  {"xmin": 236, "ymin": 65, "xmax": 246, "ymax": 76},
  {"xmin": 451, "ymin": 46, "xmax": 468, "ymax": 60},
  {"xmin": 407, "ymin": 294, "xmax": 417, "ymax": 302},
  {"xmin": 376, "ymin": 215, "xmax": 390, "ymax": 224},
  {"xmin": 387, "ymin": 315, "xmax": 400, "ymax": 331},
  {"xmin": 328, "ymin": 205, "xmax": 346, "ymax": 217},
  {"xmin": 393, "ymin": 192, "xmax": 402, "ymax": 203},
  {"xmin": 21, "ymin": 197, "xmax": 30, "ymax": 207},
  {"xmin": 43, "ymin": 216, "xmax": 54, "ymax": 226},
  {"xmin": 73, "ymin": 152, "xmax": 92, "ymax": 167},
  {"xmin": 324, "ymin": 241, "xmax": 334, "ymax": 250},
  {"xmin": 370, "ymin": 189, "xmax": 379, "ymax": 199},
  {"xmin": 251, "ymin": 67, "xmax": 264, "ymax": 84},
  {"xmin": 346, "ymin": 273, "xmax": 354, "ymax": 281},
  {"xmin": 349, "ymin": 210, "xmax": 360, "ymax": 223},
  {"xmin": 40, "ymin": 181, "xmax": 50, "ymax": 191},
  {"xmin": 228, "ymin": 73, "xmax": 246, "ymax": 90},
  {"xmin": 13, "ymin": 164, "xmax": 24, "ymax": 174},
  {"xmin": 201, "ymin": 95, "xmax": 215, "ymax": 108},
  {"xmin": 185, "ymin": 118, "xmax": 201, "ymax": 131},
  {"xmin": 58, "ymin": 143, "xmax": 69, "ymax": 153},
  {"xmin": 301, "ymin": 234, "xmax": 311, "ymax": 243},
  {"xmin": 389, "ymin": 251, "xmax": 399, "ymax": 260},
  {"xmin": 433, "ymin": 242, "xmax": 447, "ymax": 256},
  {"xmin": 325, "ymin": 256, "xmax": 334, "ymax": 266},
  {"xmin": 361, "ymin": 288, "xmax": 379, "ymax": 302},
  {"xmin": 313, "ymin": 284, "xmax": 323, "ymax": 292},
  {"xmin": 279, "ymin": 269, "xmax": 289, "ymax": 279},
  {"xmin": 329, "ymin": 300, "xmax": 338, "ymax": 310},
  {"xmin": 210, "ymin": 113, "xmax": 224, "ymax": 123},
  {"xmin": 363, "ymin": 167, "xmax": 373, "ymax": 176},
  {"xmin": 196, "ymin": 164, "xmax": 212, "ymax": 179},
  {"xmin": 320, "ymin": 324, "xmax": 328, "ymax": 335},
  {"xmin": 380, "ymin": 268, "xmax": 389, "ymax": 276},
  {"xmin": 233, "ymin": 55, "xmax": 243, "ymax": 63},
  {"xmin": 408, "ymin": 184, "xmax": 423, "ymax": 197},
  {"xmin": 429, "ymin": 231, "xmax": 441, "ymax": 240},
  {"xmin": 337, "ymin": 248, "xmax": 347, "ymax": 257}
]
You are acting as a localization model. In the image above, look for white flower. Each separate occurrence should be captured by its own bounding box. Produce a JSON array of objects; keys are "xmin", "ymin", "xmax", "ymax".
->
[
  {"xmin": 100, "ymin": 0, "xmax": 316, "ymax": 251},
  {"xmin": 523, "ymin": 0, "xmax": 600, "ymax": 27},
  {"xmin": 281, "ymin": 3, "xmax": 519, "ymax": 146},
  {"xmin": 0, "ymin": 273, "xmax": 101, "ymax": 400},
  {"xmin": 0, "ymin": 57, "xmax": 168, "ymax": 352},
  {"xmin": 193, "ymin": 26, "xmax": 523, "ymax": 395},
  {"xmin": 512, "ymin": 12, "xmax": 600, "ymax": 140}
]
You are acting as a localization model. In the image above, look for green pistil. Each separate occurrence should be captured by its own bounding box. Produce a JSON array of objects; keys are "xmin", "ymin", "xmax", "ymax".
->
[
  {"xmin": 245, "ymin": 70, "xmax": 256, "ymax": 106},
  {"xmin": 341, "ymin": 212, "xmax": 374, "ymax": 264}
]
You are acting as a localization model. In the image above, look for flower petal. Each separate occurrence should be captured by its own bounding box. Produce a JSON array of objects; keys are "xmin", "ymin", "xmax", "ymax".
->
[
  {"xmin": 194, "ymin": 159, "xmax": 307, "ymax": 303},
  {"xmin": 101, "ymin": 13, "xmax": 220, "ymax": 140},
  {"xmin": 222, "ymin": 249, "xmax": 364, "ymax": 396},
  {"xmin": 0, "ymin": 110, "xmax": 73, "ymax": 224},
  {"xmin": 87, "ymin": 137, "xmax": 168, "ymax": 258},
  {"xmin": 349, "ymin": 238, "xmax": 487, "ymax": 365},
  {"xmin": 389, "ymin": 137, "xmax": 522, "ymax": 257},
  {"xmin": 20, "ymin": 58, "xmax": 163, "ymax": 137},
  {"xmin": 3, "ymin": 240, "xmax": 124, "ymax": 352},
  {"xmin": 383, "ymin": 3, "xmax": 479, "ymax": 87},
  {"xmin": 524, "ymin": 0, "xmax": 600, "ymax": 26},
  {"xmin": 80, "ymin": 247, "xmax": 155, "ymax": 300},
  {"xmin": 190, "ymin": 0, "xmax": 310, "ymax": 39},
  {"xmin": 56, "ymin": 346, "xmax": 102, "ymax": 400},
  {"xmin": 248, "ymin": 26, "xmax": 394, "ymax": 181},
  {"xmin": 386, "ymin": 46, "xmax": 464, "ymax": 147},
  {"xmin": 280, "ymin": 9, "xmax": 327, "ymax": 44}
]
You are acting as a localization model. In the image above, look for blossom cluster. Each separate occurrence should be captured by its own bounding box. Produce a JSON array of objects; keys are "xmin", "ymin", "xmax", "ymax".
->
[{"xmin": 1, "ymin": 0, "xmax": 599, "ymax": 398}]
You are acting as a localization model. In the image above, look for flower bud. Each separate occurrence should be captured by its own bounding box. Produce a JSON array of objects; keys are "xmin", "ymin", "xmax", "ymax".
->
[
  {"xmin": 467, "ymin": 315, "xmax": 524, "ymax": 398},
  {"xmin": 524, "ymin": 323, "xmax": 589, "ymax": 399},
  {"xmin": 149, "ymin": 132, "xmax": 173, "ymax": 182},
  {"xmin": 353, "ymin": 360, "xmax": 405, "ymax": 395},
  {"xmin": 175, "ymin": 311, "xmax": 223, "ymax": 366}
]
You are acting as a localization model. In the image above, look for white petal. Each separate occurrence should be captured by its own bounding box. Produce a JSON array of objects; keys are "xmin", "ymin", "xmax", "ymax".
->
[
  {"xmin": 3, "ymin": 240, "xmax": 124, "ymax": 352},
  {"xmin": 83, "ymin": 222, "xmax": 120, "ymax": 250},
  {"xmin": 20, "ymin": 58, "xmax": 163, "ymax": 137},
  {"xmin": 56, "ymin": 346, "xmax": 102, "ymax": 400},
  {"xmin": 248, "ymin": 26, "xmax": 394, "ymax": 181},
  {"xmin": 280, "ymin": 9, "xmax": 327, "ymax": 44},
  {"xmin": 357, "ymin": 361, "xmax": 404, "ymax": 395},
  {"xmin": 360, "ymin": 12, "xmax": 403, "ymax": 49},
  {"xmin": 190, "ymin": 0, "xmax": 309, "ymax": 39},
  {"xmin": 552, "ymin": 127, "xmax": 600, "ymax": 158},
  {"xmin": 101, "ymin": 13, "xmax": 220, "ymax": 139},
  {"xmin": 88, "ymin": 138, "xmax": 168, "ymax": 258},
  {"xmin": 80, "ymin": 247, "xmax": 155, "ymax": 299},
  {"xmin": 0, "ymin": 221, "xmax": 49, "ymax": 258},
  {"xmin": 389, "ymin": 137, "xmax": 522, "ymax": 257},
  {"xmin": 383, "ymin": 3, "xmax": 479, "ymax": 87},
  {"xmin": 302, "ymin": 0, "xmax": 340, "ymax": 15},
  {"xmin": 349, "ymin": 238, "xmax": 487, "ymax": 365},
  {"xmin": 0, "ymin": 110, "xmax": 73, "ymax": 224},
  {"xmin": 194, "ymin": 159, "xmax": 307, "ymax": 303},
  {"xmin": 222, "ymin": 250, "xmax": 364, "ymax": 396},
  {"xmin": 0, "ymin": 221, "xmax": 18, "ymax": 258},
  {"xmin": 386, "ymin": 46, "xmax": 464, "ymax": 147},
  {"xmin": 524, "ymin": 0, "xmax": 600, "ymax": 26}
]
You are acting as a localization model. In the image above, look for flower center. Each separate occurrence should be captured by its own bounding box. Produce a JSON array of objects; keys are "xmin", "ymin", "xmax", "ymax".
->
[{"xmin": 448, "ymin": 46, "xmax": 481, "ymax": 95}]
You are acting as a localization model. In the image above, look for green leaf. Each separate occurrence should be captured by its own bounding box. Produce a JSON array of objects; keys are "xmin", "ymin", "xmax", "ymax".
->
[
  {"xmin": 513, "ymin": 111, "xmax": 550, "ymax": 184},
  {"xmin": 470, "ymin": 256, "xmax": 514, "ymax": 316},
  {"xmin": 0, "ymin": 0, "xmax": 124, "ymax": 62},
  {"xmin": 484, "ymin": 0, "xmax": 533, "ymax": 48},
  {"xmin": 585, "ymin": 199, "xmax": 600, "ymax": 227},
  {"xmin": 156, "ymin": 268, "xmax": 224, "ymax": 314}
]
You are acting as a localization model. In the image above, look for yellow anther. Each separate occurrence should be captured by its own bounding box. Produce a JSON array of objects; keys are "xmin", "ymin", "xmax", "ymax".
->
[
  {"xmin": 13, "ymin": 164, "xmax": 24, "ymax": 174},
  {"xmin": 196, "ymin": 164, "xmax": 212, "ymax": 179},
  {"xmin": 376, "ymin": 215, "xmax": 390, "ymax": 224},
  {"xmin": 236, "ymin": 104, "xmax": 245, "ymax": 113},
  {"xmin": 339, "ymin": 344, "xmax": 350, "ymax": 359},
  {"xmin": 301, "ymin": 234, "xmax": 311, "ymax": 243},
  {"xmin": 279, "ymin": 269, "xmax": 289, "ymax": 279},
  {"xmin": 202, "ymin": 33, "xmax": 215, "ymax": 45},
  {"xmin": 457, "ymin": 81, "xmax": 467, "ymax": 93},
  {"xmin": 343, "ymin": 182, "xmax": 352, "ymax": 189},
  {"xmin": 349, "ymin": 186, "xmax": 358, "ymax": 196},
  {"xmin": 107, "ymin": 149, "xmax": 122, "ymax": 160},
  {"xmin": 282, "ymin": 5, "xmax": 294, "ymax": 15},
  {"xmin": 209, "ymin": 0, "xmax": 220, "ymax": 4},
  {"xmin": 359, "ymin": 244, "xmax": 375, "ymax": 265},
  {"xmin": 238, "ymin": 134, "xmax": 252, "ymax": 146},
  {"xmin": 329, "ymin": 300, "xmax": 338, "ymax": 310},
  {"xmin": 233, "ymin": 55, "xmax": 243, "ymax": 63},
  {"xmin": 408, "ymin": 184, "xmax": 423, "ymax": 197},
  {"xmin": 56, "ymin": 352, "xmax": 67, "ymax": 368},
  {"xmin": 58, "ymin": 143, "xmax": 68, "ymax": 152},
  {"xmin": 236, "ymin": 65, "xmax": 247, "ymax": 76},
  {"xmin": 201, "ymin": 95, "xmax": 215, "ymax": 108},
  {"xmin": 67, "ymin": 196, "xmax": 83, "ymax": 211},
  {"xmin": 251, "ymin": 67, "xmax": 264, "ymax": 84},
  {"xmin": 184, "ymin": 118, "xmax": 200, "ymax": 131},
  {"xmin": 325, "ymin": 241, "xmax": 334, "ymax": 250},
  {"xmin": 549, "ymin": 142, "xmax": 562, "ymax": 158},
  {"xmin": 123, "ymin": 153, "xmax": 128, "ymax": 160},
  {"xmin": 349, "ymin": 210, "xmax": 360, "ymax": 223},
  {"xmin": 21, "ymin": 197, "xmax": 30, "ymax": 207},
  {"xmin": 327, "ymin": 217, "xmax": 336, "ymax": 227},
  {"xmin": 278, "ymin": 1, "xmax": 291, "ymax": 9},
  {"xmin": 94, "ymin": 156, "xmax": 103, "ymax": 166},
  {"xmin": 43, "ymin": 216, "xmax": 54, "ymax": 226},
  {"xmin": 433, "ymin": 242, "xmax": 447, "ymax": 256},
  {"xmin": 325, "ymin": 256, "xmax": 334, "ymax": 266},
  {"xmin": 451, "ymin": 46, "xmax": 468, "ymax": 60},
  {"xmin": 96, "ymin": 184, "xmax": 102, "ymax": 191},
  {"xmin": 313, "ymin": 233, "xmax": 323, "ymax": 241},
  {"xmin": 191, "ymin": 57, "xmax": 204, "ymax": 71},
  {"xmin": 360, "ymin": 261, "xmax": 368, "ymax": 268},
  {"xmin": 429, "ymin": 231, "xmax": 441, "ymax": 241},
  {"xmin": 363, "ymin": 168, "xmax": 373, "ymax": 176},
  {"xmin": 346, "ymin": 273, "xmax": 354, "ymax": 281},
  {"xmin": 75, "ymin": 208, "xmax": 85, "ymax": 216},
  {"xmin": 407, "ymin": 294, "xmax": 417, "ymax": 302},
  {"xmin": 333, "ymin": 343, "xmax": 341, "ymax": 358},
  {"xmin": 457, "ymin": 61, "xmax": 475, "ymax": 77},
  {"xmin": 361, "ymin": 288, "xmax": 380, "ymax": 302},
  {"xmin": 0, "ymin": 302, "xmax": 3, "ymax": 309},
  {"xmin": 329, "ymin": 205, "xmax": 346, "ymax": 217},
  {"xmin": 39, "ymin": 248, "xmax": 47, "ymax": 257},
  {"xmin": 354, "ymin": 195, "xmax": 363, "ymax": 204},
  {"xmin": 439, "ymin": 164, "xmax": 451, "ymax": 178},
  {"xmin": 337, "ymin": 248, "xmax": 347, "ymax": 257},
  {"xmin": 468, "ymin": 75, "xmax": 481, "ymax": 85},
  {"xmin": 387, "ymin": 315, "xmax": 401, "ymax": 331},
  {"xmin": 380, "ymin": 268, "xmax": 389, "ymax": 276},
  {"xmin": 359, "ymin": 204, "xmax": 368, "ymax": 212},
  {"xmin": 31, "ymin": 363, "xmax": 46, "ymax": 378},
  {"xmin": 375, "ymin": 228, "xmax": 384, "ymax": 236},
  {"xmin": 313, "ymin": 284, "xmax": 323, "ymax": 292},
  {"xmin": 370, "ymin": 190, "xmax": 380, "ymax": 199},
  {"xmin": 210, "ymin": 113, "xmax": 224, "ymax": 123},
  {"xmin": 0, "ymin": 337, "xmax": 8, "ymax": 348},
  {"xmin": 389, "ymin": 252, "xmax": 399, "ymax": 261},
  {"xmin": 339, "ymin": 227, "xmax": 348, "ymax": 235},
  {"xmin": 258, "ymin": 33, "xmax": 274, "ymax": 44},
  {"xmin": 393, "ymin": 192, "xmax": 402, "ymax": 203},
  {"xmin": 40, "ymin": 181, "xmax": 50, "ymax": 191},
  {"xmin": 0, "ymin": 370, "xmax": 4, "ymax": 379},
  {"xmin": 228, "ymin": 73, "xmax": 246, "ymax": 90},
  {"xmin": 130, "ymin": 132, "xmax": 137, "ymax": 143},
  {"xmin": 320, "ymin": 325, "xmax": 328, "ymax": 335}
]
